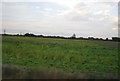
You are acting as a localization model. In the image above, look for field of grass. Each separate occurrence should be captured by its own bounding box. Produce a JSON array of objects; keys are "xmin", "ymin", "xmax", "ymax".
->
[{"xmin": 2, "ymin": 36, "xmax": 119, "ymax": 79}]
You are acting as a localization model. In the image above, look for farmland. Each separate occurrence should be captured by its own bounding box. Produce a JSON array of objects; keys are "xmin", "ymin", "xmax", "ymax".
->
[{"xmin": 2, "ymin": 36, "xmax": 119, "ymax": 79}]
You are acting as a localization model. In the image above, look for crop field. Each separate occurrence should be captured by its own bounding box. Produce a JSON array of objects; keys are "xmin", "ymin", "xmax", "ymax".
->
[{"xmin": 2, "ymin": 36, "xmax": 119, "ymax": 79}]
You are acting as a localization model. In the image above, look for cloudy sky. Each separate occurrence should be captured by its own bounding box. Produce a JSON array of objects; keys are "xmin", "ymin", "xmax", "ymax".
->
[{"xmin": 1, "ymin": 0, "xmax": 119, "ymax": 38}]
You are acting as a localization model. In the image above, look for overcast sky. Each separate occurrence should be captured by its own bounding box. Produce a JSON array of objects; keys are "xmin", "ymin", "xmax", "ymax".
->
[{"xmin": 0, "ymin": 0, "xmax": 119, "ymax": 38}]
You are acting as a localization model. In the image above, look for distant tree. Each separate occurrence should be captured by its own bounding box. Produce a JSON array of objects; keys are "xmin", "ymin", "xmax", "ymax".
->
[
  {"xmin": 88, "ymin": 37, "xmax": 94, "ymax": 40},
  {"xmin": 71, "ymin": 33, "xmax": 76, "ymax": 39},
  {"xmin": 17, "ymin": 34, "xmax": 19, "ymax": 36},
  {"xmin": 24, "ymin": 33, "xmax": 36, "ymax": 37},
  {"xmin": 100, "ymin": 38, "xmax": 103, "ymax": 40},
  {"xmin": 106, "ymin": 38, "xmax": 108, "ymax": 41},
  {"xmin": 38, "ymin": 35, "xmax": 44, "ymax": 37},
  {"xmin": 112, "ymin": 37, "xmax": 120, "ymax": 41}
]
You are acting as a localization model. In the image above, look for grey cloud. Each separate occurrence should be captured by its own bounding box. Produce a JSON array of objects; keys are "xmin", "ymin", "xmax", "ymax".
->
[
  {"xmin": 1, "ymin": 2, "xmax": 118, "ymax": 38},
  {"xmin": 61, "ymin": 2, "xmax": 117, "ymax": 24},
  {"xmin": 74, "ymin": 2, "xmax": 87, "ymax": 10}
]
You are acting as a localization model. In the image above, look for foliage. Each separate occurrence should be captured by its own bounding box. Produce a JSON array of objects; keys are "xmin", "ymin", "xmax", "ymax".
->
[{"xmin": 2, "ymin": 36, "xmax": 119, "ymax": 79}]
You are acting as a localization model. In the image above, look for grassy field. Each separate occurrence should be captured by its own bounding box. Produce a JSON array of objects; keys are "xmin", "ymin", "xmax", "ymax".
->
[{"xmin": 2, "ymin": 36, "xmax": 119, "ymax": 79}]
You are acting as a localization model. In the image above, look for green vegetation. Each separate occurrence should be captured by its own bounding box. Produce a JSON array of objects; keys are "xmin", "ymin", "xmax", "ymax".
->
[{"xmin": 2, "ymin": 36, "xmax": 119, "ymax": 79}]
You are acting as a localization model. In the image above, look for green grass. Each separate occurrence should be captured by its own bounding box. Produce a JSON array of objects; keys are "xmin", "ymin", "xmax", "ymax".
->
[{"xmin": 2, "ymin": 36, "xmax": 119, "ymax": 79}]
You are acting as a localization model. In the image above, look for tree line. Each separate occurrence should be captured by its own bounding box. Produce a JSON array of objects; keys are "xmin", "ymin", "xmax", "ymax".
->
[{"xmin": 1, "ymin": 32, "xmax": 120, "ymax": 42}]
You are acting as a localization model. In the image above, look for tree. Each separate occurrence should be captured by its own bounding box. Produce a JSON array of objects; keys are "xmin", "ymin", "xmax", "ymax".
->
[
  {"xmin": 106, "ymin": 38, "xmax": 108, "ymax": 41},
  {"xmin": 112, "ymin": 37, "xmax": 120, "ymax": 41},
  {"xmin": 71, "ymin": 33, "xmax": 76, "ymax": 39},
  {"xmin": 24, "ymin": 33, "xmax": 36, "ymax": 37}
]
